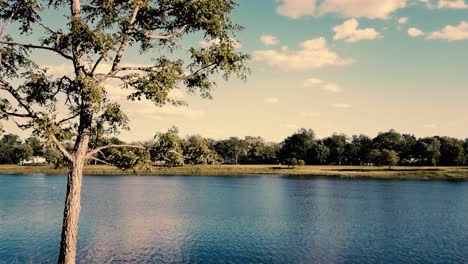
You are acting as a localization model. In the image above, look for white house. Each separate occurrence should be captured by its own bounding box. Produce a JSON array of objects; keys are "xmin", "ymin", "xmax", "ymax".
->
[{"xmin": 20, "ymin": 156, "xmax": 47, "ymax": 165}]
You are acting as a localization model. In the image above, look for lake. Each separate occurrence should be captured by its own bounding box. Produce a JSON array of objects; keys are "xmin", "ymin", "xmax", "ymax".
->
[{"xmin": 1, "ymin": 174, "xmax": 467, "ymax": 263}]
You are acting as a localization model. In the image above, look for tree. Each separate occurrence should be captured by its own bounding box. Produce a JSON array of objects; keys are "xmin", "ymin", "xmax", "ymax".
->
[
  {"xmin": 306, "ymin": 141, "xmax": 330, "ymax": 165},
  {"xmin": 14, "ymin": 143, "xmax": 33, "ymax": 163},
  {"xmin": 25, "ymin": 136, "xmax": 44, "ymax": 156},
  {"xmin": 400, "ymin": 134, "xmax": 417, "ymax": 165},
  {"xmin": 323, "ymin": 134, "xmax": 347, "ymax": 165},
  {"xmin": 184, "ymin": 135, "xmax": 222, "ymax": 165},
  {"xmin": 370, "ymin": 149, "xmax": 383, "ymax": 166},
  {"xmin": 415, "ymin": 137, "xmax": 441, "ymax": 166},
  {"xmin": 439, "ymin": 137, "xmax": 465, "ymax": 166},
  {"xmin": 152, "ymin": 126, "xmax": 185, "ymax": 167},
  {"xmin": 279, "ymin": 128, "xmax": 315, "ymax": 164},
  {"xmin": 373, "ymin": 129, "xmax": 402, "ymax": 152},
  {"xmin": 381, "ymin": 149, "xmax": 399, "ymax": 169},
  {"xmin": 214, "ymin": 137, "xmax": 248, "ymax": 164},
  {"xmin": 0, "ymin": 133, "xmax": 35, "ymax": 164},
  {"xmin": 0, "ymin": 1, "xmax": 248, "ymax": 262}
]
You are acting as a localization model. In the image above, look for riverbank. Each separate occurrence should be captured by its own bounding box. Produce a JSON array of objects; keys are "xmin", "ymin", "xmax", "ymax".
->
[{"xmin": 1, "ymin": 164, "xmax": 468, "ymax": 181}]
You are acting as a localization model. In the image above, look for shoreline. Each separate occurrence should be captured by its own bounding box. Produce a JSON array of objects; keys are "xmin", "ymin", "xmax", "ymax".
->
[{"xmin": 1, "ymin": 165, "xmax": 468, "ymax": 181}]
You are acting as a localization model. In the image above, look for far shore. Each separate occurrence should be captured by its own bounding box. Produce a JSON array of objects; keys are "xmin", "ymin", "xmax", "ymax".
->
[{"xmin": 1, "ymin": 164, "xmax": 468, "ymax": 181}]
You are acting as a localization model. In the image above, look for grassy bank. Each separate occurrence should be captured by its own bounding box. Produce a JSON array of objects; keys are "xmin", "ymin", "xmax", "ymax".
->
[{"xmin": 1, "ymin": 164, "xmax": 468, "ymax": 181}]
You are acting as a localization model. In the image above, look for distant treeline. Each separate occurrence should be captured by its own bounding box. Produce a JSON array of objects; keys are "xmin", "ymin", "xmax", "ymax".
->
[{"xmin": 2, "ymin": 127, "xmax": 468, "ymax": 167}]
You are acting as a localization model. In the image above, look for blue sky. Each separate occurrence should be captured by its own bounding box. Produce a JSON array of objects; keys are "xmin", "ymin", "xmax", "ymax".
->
[{"xmin": 4, "ymin": 0, "xmax": 468, "ymax": 142}]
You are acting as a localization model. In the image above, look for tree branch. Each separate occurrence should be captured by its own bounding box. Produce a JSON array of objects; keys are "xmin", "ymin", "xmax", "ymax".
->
[
  {"xmin": 106, "ymin": 7, "xmax": 140, "ymax": 79},
  {"xmin": 0, "ymin": 40, "xmax": 73, "ymax": 60},
  {"xmin": 0, "ymin": 12, "xmax": 15, "ymax": 39},
  {"xmin": 116, "ymin": 66, "xmax": 158, "ymax": 72},
  {"xmin": 86, "ymin": 144, "xmax": 146, "ymax": 159},
  {"xmin": 90, "ymin": 55, "xmax": 104, "ymax": 76},
  {"xmin": 88, "ymin": 156, "xmax": 111, "ymax": 165},
  {"xmin": 145, "ymin": 25, "xmax": 187, "ymax": 40},
  {"xmin": 0, "ymin": 109, "xmax": 31, "ymax": 118},
  {"xmin": 57, "ymin": 113, "xmax": 80, "ymax": 126},
  {"xmin": 50, "ymin": 134, "xmax": 73, "ymax": 161},
  {"xmin": 0, "ymin": 78, "xmax": 35, "ymax": 117}
]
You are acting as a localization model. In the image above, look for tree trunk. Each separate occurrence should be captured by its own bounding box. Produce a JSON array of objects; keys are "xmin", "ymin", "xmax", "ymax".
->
[{"xmin": 58, "ymin": 133, "xmax": 89, "ymax": 264}]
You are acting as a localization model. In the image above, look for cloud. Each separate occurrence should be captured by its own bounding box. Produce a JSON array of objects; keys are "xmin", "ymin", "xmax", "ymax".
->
[
  {"xmin": 200, "ymin": 38, "xmax": 242, "ymax": 49},
  {"xmin": 320, "ymin": 0, "xmax": 407, "ymax": 19},
  {"xmin": 438, "ymin": 0, "xmax": 468, "ymax": 9},
  {"xmin": 428, "ymin": 21, "xmax": 468, "ymax": 41},
  {"xmin": 264, "ymin": 97, "xmax": 280, "ymax": 104},
  {"xmin": 332, "ymin": 103, "xmax": 351, "ymax": 108},
  {"xmin": 260, "ymin": 35, "xmax": 279, "ymax": 46},
  {"xmin": 304, "ymin": 78, "xmax": 343, "ymax": 93},
  {"xmin": 276, "ymin": 0, "xmax": 317, "ymax": 19},
  {"xmin": 254, "ymin": 37, "xmax": 354, "ymax": 71},
  {"xmin": 408, "ymin": 27, "xmax": 425, "ymax": 37},
  {"xmin": 333, "ymin": 18, "xmax": 381, "ymax": 43},
  {"xmin": 276, "ymin": 0, "xmax": 408, "ymax": 19},
  {"xmin": 398, "ymin": 17, "xmax": 409, "ymax": 24}
]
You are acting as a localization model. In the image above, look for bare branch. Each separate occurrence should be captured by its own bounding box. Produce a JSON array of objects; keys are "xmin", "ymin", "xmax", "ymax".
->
[
  {"xmin": 88, "ymin": 156, "xmax": 111, "ymax": 165},
  {"xmin": 0, "ymin": 40, "xmax": 73, "ymax": 60},
  {"xmin": 0, "ymin": 78, "xmax": 35, "ymax": 116},
  {"xmin": 90, "ymin": 55, "xmax": 104, "ymax": 76},
  {"xmin": 0, "ymin": 12, "xmax": 16, "ymax": 66},
  {"xmin": 0, "ymin": 12, "xmax": 15, "ymax": 39},
  {"xmin": 50, "ymin": 135, "xmax": 73, "ymax": 161},
  {"xmin": 106, "ymin": 7, "xmax": 140, "ymax": 79},
  {"xmin": 57, "ymin": 113, "xmax": 80, "ymax": 126},
  {"xmin": 145, "ymin": 25, "xmax": 188, "ymax": 40},
  {"xmin": 116, "ymin": 66, "xmax": 159, "ymax": 72},
  {"xmin": 86, "ymin": 144, "xmax": 146, "ymax": 159},
  {"xmin": 36, "ymin": 19, "xmax": 59, "ymax": 35},
  {"xmin": 0, "ymin": 109, "xmax": 31, "ymax": 118}
]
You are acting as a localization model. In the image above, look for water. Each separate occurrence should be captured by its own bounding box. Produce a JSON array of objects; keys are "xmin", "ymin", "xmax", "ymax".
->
[{"xmin": 0, "ymin": 175, "xmax": 467, "ymax": 264}]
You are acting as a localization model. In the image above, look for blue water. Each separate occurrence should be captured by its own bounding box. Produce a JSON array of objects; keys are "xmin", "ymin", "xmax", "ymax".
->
[{"xmin": 0, "ymin": 175, "xmax": 467, "ymax": 263}]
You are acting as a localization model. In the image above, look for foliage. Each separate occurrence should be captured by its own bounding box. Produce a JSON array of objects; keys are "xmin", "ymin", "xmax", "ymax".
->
[
  {"xmin": 323, "ymin": 134, "xmax": 347, "ymax": 165},
  {"xmin": 184, "ymin": 135, "xmax": 222, "ymax": 165},
  {"xmin": 0, "ymin": 134, "xmax": 32, "ymax": 164},
  {"xmin": 152, "ymin": 126, "xmax": 185, "ymax": 167},
  {"xmin": 279, "ymin": 128, "xmax": 315, "ymax": 164},
  {"xmin": 381, "ymin": 149, "xmax": 400, "ymax": 169}
]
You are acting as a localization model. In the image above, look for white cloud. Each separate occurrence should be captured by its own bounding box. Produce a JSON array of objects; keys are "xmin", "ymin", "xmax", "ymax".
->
[
  {"xmin": 333, "ymin": 18, "xmax": 381, "ymax": 43},
  {"xmin": 332, "ymin": 103, "xmax": 351, "ymax": 108},
  {"xmin": 277, "ymin": 0, "xmax": 316, "ymax": 19},
  {"xmin": 200, "ymin": 38, "xmax": 242, "ymax": 49},
  {"xmin": 428, "ymin": 21, "xmax": 468, "ymax": 41},
  {"xmin": 254, "ymin": 37, "xmax": 354, "ymax": 71},
  {"xmin": 260, "ymin": 35, "xmax": 279, "ymax": 46},
  {"xmin": 304, "ymin": 78, "xmax": 343, "ymax": 93},
  {"xmin": 408, "ymin": 27, "xmax": 425, "ymax": 37},
  {"xmin": 276, "ymin": 0, "xmax": 408, "ymax": 19},
  {"xmin": 264, "ymin": 97, "xmax": 280, "ymax": 104},
  {"xmin": 398, "ymin": 17, "xmax": 409, "ymax": 24},
  {"xmin": 438, "ymin": 0, "xmax": 468, "ymax": 9},
  {"xmin": 320, "ymin": 0, "xmax": 407, "ymax": 19}
]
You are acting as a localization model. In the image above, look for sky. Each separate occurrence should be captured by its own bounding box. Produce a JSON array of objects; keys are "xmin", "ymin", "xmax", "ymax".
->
[{"xmin": 3, "ymin": 0, "xmax": 468, "ymax": 142}]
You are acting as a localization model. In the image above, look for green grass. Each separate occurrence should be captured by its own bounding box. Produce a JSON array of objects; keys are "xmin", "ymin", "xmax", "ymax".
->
[{"xmin": 1, "ymin": 164, "xmax": 468, "ymax": 181}]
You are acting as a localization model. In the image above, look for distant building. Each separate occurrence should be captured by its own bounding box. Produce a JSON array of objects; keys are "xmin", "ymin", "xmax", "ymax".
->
[
  {"xmin": 20, "ymin": 156, "xmax": 47, "ymax": 165},
  {"xmin": 152, "ymin": 160, "xmax": 166, "ymax": 166}
]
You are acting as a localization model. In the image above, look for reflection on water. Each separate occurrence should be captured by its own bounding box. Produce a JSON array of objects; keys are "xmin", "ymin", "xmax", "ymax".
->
[{"xmin": 1, "ymin": 175, "xmax": 468, "ymax": 263}]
